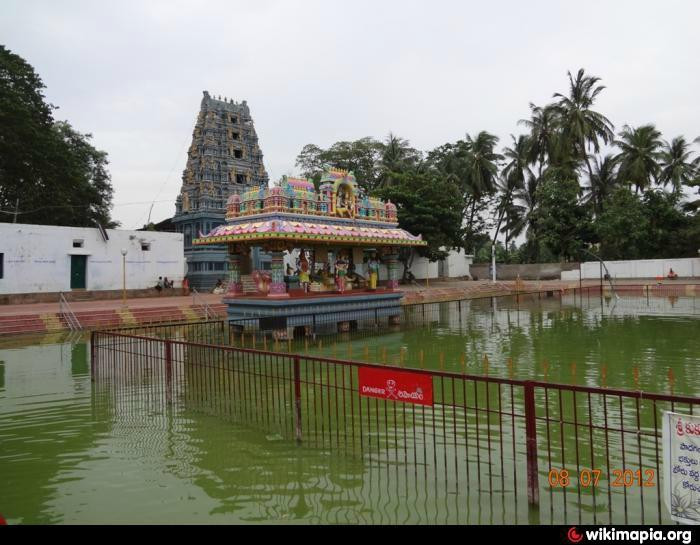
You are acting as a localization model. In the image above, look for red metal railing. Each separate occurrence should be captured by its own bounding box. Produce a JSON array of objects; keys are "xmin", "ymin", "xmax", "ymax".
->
[{"xmin": 91, "ymin": 329, "xmax": 700, "ymax": 524}]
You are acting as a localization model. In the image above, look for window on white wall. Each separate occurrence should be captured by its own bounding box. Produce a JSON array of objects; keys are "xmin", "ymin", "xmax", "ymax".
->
[
  {"xmin": 141, "ymin": 243, "xmax": 151, "ymax": 251},
  {"xmin": 72, "ymin": 240, "xmax": 84, "ymax": 248}
]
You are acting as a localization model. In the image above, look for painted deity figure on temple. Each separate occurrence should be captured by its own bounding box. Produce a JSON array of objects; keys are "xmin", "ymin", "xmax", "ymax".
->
[
  {"xmin": 368, "ymin": 253, "xmax": 380, "ymax": 290},
  {"xmin": 335, "ymin": 253, "xmax": 349, "ymax": 292},
  {"xmin": 298, "ymin": 251, "xmax": 310, "ymax": 293},
  {"xmin": 335, "ymin": 184, "xmax": 354, "ymax": 218}
]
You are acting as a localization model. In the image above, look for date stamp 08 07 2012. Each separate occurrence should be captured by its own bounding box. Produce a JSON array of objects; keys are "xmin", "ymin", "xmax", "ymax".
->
[{"xmin": 548, "ymin": 468, "xmax": 656, "ymax": 488}]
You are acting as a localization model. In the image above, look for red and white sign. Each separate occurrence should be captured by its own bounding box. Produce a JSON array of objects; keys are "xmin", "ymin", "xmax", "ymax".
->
[{"xmin": 358, "ymin": 367, "xmax": 433, "ymax": 406}]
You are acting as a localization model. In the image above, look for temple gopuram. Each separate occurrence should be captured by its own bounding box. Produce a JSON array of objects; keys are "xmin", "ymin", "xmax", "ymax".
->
[
  {"xmin": 172, "ymin": 91, "xmax": 269, "ymax": 290},
  {"xmin": 194, "ymin": 169, "xmax": 426, "ymax": 331}
]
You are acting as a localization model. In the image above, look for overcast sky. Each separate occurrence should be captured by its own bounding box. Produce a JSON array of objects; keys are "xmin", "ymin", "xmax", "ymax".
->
[{"xmin": 2, "ymin": 0, "xmax": 699, "ymax": 229}]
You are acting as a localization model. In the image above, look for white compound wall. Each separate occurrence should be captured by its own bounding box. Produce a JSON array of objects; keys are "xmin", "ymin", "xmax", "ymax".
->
[{"xmin": 0, "ymin": 223, "xmax": 185, "ymax": 294}]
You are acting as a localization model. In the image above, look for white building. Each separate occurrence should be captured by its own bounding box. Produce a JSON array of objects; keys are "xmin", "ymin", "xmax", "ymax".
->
[{"xmin": 0, "ymin": 223, "xmax": 185, "ymax": 295}]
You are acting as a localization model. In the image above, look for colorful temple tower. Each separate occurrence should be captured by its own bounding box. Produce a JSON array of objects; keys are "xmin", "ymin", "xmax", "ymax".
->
[{"xmin": 172, "ymin": 91, "xmax": 269, "ymax": 290}]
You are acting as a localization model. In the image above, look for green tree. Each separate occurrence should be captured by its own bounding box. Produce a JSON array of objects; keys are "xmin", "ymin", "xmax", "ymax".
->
[
  {"xmin": 294, "ymin": 144, "xmax": 326, "ymax": 181},
  {"xmin": 535, "ymin": 177, "xmax": 591, "ymax": 261},
  {"xmin": 594, "ymin": 188, "xmax": 649, "ymax": 259},
  {"xmin": 642, "ymin": 190, "xmax": 694, "ymax": 258},
  {"xmin": 377, "ymin": 133, "xmax": 421, "ymax": 188},
  {"xmin": 427, "ymin": 132, "xmax": 501, "ymax": 253},
  {"xmin": 294, "ymin": 138, "xmax": 383, "ymax": 192},
  {"xmin": 614, "ymin": 124, "xmax": 663, "ymax": 193},
  {"xmin": 0, "ymin": 45, "xmax": 117, "ymax": 227},
  {"xmin": 584, "ymin": 154, "xmax": 618, "ymax": 215},
  {"xmin": 376, "ymin": 168, "xmax": 463, "ymax": 279}
]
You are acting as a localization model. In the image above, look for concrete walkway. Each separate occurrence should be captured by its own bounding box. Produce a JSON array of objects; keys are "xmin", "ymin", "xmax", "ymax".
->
[{"xmin": 0, "ymin": 278, "xmax": 697, "ymax": 336}]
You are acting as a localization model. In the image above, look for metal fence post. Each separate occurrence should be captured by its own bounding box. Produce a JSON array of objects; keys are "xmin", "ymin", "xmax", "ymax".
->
[
  {"xmin": 165, "ymin": 339, "xmax": 172, "ymax": 400},
  {"xmin": 90, "ymin": 331, "xmax": 96, "ymax": 383},
  {"xmin": 524, "ymin": 381, "xmax": 540, "ymax": 505},
  {"xmin": 293, "ymin": 356, "xmax": 303, "ymax": 444}
]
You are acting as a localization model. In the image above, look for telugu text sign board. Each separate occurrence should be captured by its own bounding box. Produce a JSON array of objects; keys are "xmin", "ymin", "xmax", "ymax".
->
[
  {"xmin": 358, "ymin": 367, "xmax": 433, "ymax": 406},
  {"xmin": 663, "ymin": 412, "xmax": 700, "ymax": 525}
]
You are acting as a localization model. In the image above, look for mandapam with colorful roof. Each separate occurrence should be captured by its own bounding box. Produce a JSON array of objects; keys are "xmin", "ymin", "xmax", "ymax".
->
[{"xmin": 193, "ymin": 169, "xmax": 427, "ymax": 248}]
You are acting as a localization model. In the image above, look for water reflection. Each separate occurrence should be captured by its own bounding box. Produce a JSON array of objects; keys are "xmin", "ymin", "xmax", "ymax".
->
[
  {"xmin": 300, "ymin": 295, "xmax": 700, "ymax": 395},
  {"xmin": 0, "ymin": 334, "xmax": 105, "ymax": 524}
]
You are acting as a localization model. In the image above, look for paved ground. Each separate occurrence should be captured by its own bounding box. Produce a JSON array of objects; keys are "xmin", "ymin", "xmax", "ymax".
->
[{"xmin": 0, "ymin": 292, "xmax": 223, "ymax": 317}]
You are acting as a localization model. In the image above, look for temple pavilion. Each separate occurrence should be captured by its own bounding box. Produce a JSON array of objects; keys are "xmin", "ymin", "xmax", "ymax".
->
[{"xmin": 194, "ymin": 169, "xmax": 427, "ymax": 328}]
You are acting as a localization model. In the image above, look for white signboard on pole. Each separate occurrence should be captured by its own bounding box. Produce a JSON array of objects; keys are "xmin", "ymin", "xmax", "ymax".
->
[{"xmin": 663, "ymin": 411, "xmax": 700, "ymax": 524}]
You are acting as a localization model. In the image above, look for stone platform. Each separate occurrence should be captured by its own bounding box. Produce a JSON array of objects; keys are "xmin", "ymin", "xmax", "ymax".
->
[{"xmin": 223, "ymin": 289, "xmax": 403, "ymax": 331}]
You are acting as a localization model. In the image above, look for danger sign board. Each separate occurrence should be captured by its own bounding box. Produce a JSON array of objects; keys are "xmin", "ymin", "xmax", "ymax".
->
[{"xmin": 358, "ymin": 367, "xmax": 433, "ymax": 406}]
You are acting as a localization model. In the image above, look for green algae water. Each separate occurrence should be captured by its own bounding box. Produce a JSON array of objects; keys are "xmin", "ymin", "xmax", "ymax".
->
[
  {"xmin": 1, "ymin": 293, "xmax": 699, "ymax": 524},
  {"xmin": 292, "ymin": 293, "xmax": 700, "ymax": 394}
]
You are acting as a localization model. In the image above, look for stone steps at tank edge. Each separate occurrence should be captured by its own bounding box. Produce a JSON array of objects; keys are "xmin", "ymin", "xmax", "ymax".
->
[{"xmin": 0, "ymin": 304, "xmax": 227, "ymax": 336}]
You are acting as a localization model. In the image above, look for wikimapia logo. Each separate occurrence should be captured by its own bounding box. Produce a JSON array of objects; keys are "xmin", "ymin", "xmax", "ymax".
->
[
  {"xmin": 568, "ymin": 527, "xmax": 584, "ymax": 543},
  {"xmin": 567, "ymin": 527, "xmax": 693, "ymax": 544}
]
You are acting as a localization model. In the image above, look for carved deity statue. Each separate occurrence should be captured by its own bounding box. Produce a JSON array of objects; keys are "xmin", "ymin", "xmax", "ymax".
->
[{"xmin": 334, "ymin": 183, "xmax": 354, "ymax": 218}]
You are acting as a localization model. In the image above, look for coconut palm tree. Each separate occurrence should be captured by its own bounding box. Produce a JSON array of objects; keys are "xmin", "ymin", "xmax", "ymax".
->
[
  {"xmin": 553, "ymin": 68, "xmax": 615, "ymax": 181},
  {"xmin": 543, "ymin": 132, "xmax": 584, "ymax": 188},
  {"xmin": 614, "ymin": 124, "xmax": 664, "ymax": 193},
  {"xmin": 493, "ymin": 135, "xmax": 531, "ymax": 256},
  {"xmin": 505, "ymin": 172, "xmax": 540, "ymax": 261},
  {"xmin": 378, "ymin": 133, "xmax": 421, "ymax": 188},
  {"xmin": 686, "ymin": 139, "xmax": 700, "ymax": 211},
  {"xmin": 518, "ymin": 102, "xmax": 559, "ymax": 177},
  {"xmin": 659, "ymin": 136, "xmax": 697, "ymax": 193},
  {"xmin": 464, "ymin": 131, "xmax": 503, "ymax": 197},
  {"xmin": 501, "ymin": 134, "xmax": 532, "ymax": 189},
  {"xmin": 584, "ymin": 154, "xmax": 618, "ymax": 215},
  {"xmin": 446, "ymin": 132, "xmax": 502, "ymax": 254}
]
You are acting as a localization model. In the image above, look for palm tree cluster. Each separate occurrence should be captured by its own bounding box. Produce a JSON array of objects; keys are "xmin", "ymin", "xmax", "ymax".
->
[
  {"xmin": 295, "ymin": 68, "xmax": 700, "ymax": 263},
  {"xmin": 490, "ymin": 69, "xmax": 700, "ymax": 262}
]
